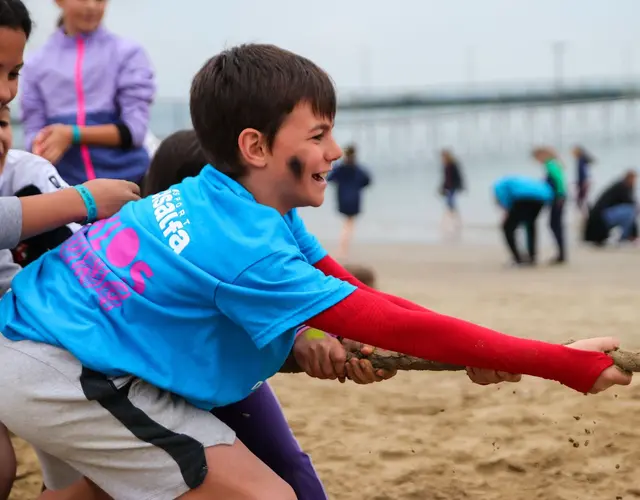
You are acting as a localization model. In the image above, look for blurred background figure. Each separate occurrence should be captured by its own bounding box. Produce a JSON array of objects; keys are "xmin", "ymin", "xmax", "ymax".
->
[
  {"xmin": 583, "ymin": 169, "xmax": 638, "ymax": 247},
  {"xmin": 573, "ymin": 145, "xmax": 595, "ymax": 218},
  {"xmin": 532, "ymin": 146, "xmax": 567, "ymax": 264},
  {"xmin": 328, "ymin": 144, "xmax": 371, "ymax": 261},
  {"xmin": 493, "ymin": 174, "xmax": 554, "ymax": 267},
  {"xmin": 19, "ymin": 0, "xmax": 155, "ymax": 187},
  {"xmin": 438, "ymin": 148, "xmax": 464, "ymax": 238}
]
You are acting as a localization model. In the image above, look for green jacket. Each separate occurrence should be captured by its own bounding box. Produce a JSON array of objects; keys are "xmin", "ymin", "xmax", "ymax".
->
[{"xmin": 545, "ymin": 159, "xmax": 566, "ymax": 197}]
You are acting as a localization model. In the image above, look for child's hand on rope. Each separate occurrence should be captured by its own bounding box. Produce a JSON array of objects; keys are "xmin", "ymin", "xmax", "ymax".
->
[
  {"xmin": 465, "ymin": 367, "xmax": 522, "ymax": 386},
  {"xmin": 293, "ymin": 328, "xmax": 347, "ymax": 382},
  {"xmin": 565, "ymin": 336, "xmax": 633, "ymax": 393},
  {"xmin": 341, "ymin": 340, "xmax": 398, "ymax": 384},
  {"xmin": 292, "ymin": 330, "xmax": 397, "ymax": 384}
]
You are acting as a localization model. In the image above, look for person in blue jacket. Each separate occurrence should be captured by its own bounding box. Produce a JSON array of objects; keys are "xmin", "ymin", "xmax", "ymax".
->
[
  {"xmin": 327, "ymin": 144, "xmax": 371, "ymax": 260},
  {"xmin": 493, "ymin": 175, "xmax": 554, "ymax": 266}
]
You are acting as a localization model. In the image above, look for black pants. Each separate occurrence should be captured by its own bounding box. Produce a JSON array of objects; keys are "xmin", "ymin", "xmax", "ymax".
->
[
  {"xmin": 502, "ymin": 199, "xmax": 544, "ymax": 263},
  {"xmin": 549, "ymin": 198, "xmax": 566, "ymax": 261}
]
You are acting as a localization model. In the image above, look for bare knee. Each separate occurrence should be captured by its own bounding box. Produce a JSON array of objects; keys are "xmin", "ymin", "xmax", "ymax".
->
[{"xmin": 179, "ymin": 440, "xmax": 297, "ymax": 500}]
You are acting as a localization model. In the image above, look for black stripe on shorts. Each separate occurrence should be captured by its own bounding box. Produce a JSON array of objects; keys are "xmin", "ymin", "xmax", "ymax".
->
[{"xmin": 79, "ymin": 367, "xmax": 207, "ymax": 490}]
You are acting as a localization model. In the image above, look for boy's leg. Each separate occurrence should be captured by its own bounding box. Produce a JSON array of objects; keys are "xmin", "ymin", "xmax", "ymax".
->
[
  {"xmin": 37, "ymin": 443, "xmax": 296, "ymax": 500},
  {"xmin": 38, "ymin": 477, "xmax": 110, "ymax": 500},
  {"xmin": 213, "ymin": 383, "xmax": 328, "ymax": 500},
  {"xmin": 549, "ymin": 198, "xmax": 566, "ymax": 262},
  {"xmin": 524, "ymin": 202, "xmax": 544, "ymax": 264},
  {"xmin": 35, "ymin": 449, "xmax": 105, "ymax": 499},
  {"xmin": 447, "ymin": 190, "xmax": 462, "ymax": 231},
  {"xmin": 0, "ymin": 337, "xmax": 293, "ymax": 500},
  {"xmin": 502, "ymin": 205, "xmax": 523, "ymax": 263},
  {"xmin": 0, "ymin": 423, "xmax": 15, "ymax": 500},
  {"xmin": 337, "ymin": 216, "xmax": 355, "ymax": 260}
]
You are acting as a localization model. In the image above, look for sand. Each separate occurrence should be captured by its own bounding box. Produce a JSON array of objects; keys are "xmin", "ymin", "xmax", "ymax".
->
[{"xmin": 8, "ymin": 240, "xmax": 640, "ymax": 499}]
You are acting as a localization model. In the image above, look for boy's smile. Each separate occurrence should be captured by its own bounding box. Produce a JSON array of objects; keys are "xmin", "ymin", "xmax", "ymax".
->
[{"xmin": 311, "ymin": 170, "xmax": 330, "ymax": 184}]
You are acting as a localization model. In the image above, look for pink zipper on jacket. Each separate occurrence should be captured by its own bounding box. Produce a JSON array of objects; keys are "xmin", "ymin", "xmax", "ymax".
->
[{"xmin": 74, "ymin": 36, "xmax": 97, "ymax": 181}]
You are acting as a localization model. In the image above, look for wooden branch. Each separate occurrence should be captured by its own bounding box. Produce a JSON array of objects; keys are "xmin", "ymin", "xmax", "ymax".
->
[{"xmin": 278, "ymin": 343, "xmax": 640, "ymax": 374}]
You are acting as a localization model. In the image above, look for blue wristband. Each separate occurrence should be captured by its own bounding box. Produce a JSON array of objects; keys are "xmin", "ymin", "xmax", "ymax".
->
[
  {"xmin": 71, "ymin": 125, "xmax": 81, "ymax": 145},
  {"xmin": 74, "ymin": 185, "xmax": 98, "ymax": 224}
]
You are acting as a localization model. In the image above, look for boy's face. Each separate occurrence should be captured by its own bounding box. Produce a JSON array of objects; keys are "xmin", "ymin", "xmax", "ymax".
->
[
  {"xmin": 265, "ymin": 102, "xmax": 342, "ymax": 209},
  {"xmin": 0, "ymin": 27, "xmax": 26, "ymax": 107},
  {"xmin": 0, "ymin": 106, "xmax": 13, "ymax": 170}
]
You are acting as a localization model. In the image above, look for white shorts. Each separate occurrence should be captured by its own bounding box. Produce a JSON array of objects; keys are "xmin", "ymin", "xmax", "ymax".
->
[{"xmin": 0, "ymin": 334, "xmax": 236, "ymax": 500}]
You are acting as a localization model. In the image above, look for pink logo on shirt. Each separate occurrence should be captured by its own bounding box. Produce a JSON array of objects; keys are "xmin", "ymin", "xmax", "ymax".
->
[{"xmin": 60, "ymin": 215, "xmax": 154, "ymax": 311}]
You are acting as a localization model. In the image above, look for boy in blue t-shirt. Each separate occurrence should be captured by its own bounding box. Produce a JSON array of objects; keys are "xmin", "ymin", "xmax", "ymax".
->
[{"xmin": 0, "ymin": 44, "xmax": 629, "ymax": 500}]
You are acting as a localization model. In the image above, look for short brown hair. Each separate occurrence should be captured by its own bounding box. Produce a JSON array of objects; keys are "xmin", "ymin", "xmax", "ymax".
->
[
  {"xmin": 190, "ymin": 43, "xmax": 336, "ymax": 179},
  {"xmin": 142, "ymin": 129, "xmax": 207, "ymax": 197}
]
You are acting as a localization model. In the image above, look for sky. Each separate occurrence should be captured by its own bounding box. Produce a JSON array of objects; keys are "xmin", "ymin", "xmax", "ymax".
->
[{"xmin": 22, "ymin": 0, "xmax": 640, "ymax": 99}]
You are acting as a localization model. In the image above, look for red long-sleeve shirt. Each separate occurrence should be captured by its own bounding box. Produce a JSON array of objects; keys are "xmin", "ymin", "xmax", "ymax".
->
[{"xmin": 307, "ymin": 255, "xmax": 612, "ymax": 394}]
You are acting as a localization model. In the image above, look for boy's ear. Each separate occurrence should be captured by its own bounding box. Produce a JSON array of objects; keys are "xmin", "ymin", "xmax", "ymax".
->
[{"xmin": 237, "ymin": 128, "xmax": 267, "ymax": 170}]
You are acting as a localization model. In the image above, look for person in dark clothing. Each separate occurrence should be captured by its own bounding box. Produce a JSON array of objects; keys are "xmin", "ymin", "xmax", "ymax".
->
[
  {"xmin": 439, "ymin": 149, "xmax": 464, "ymax": 236},
  {"xmin": 327, "ymin": 144, "xmax": 371, "ymax": 260},
  {"xmin": 532, "ymin": 147, "xmax": 567, "ymax": 264},
  {"xmin": 493, "ymin": 175, "xmax": 554, "ymax": 266},
  {"xmin": 573, "ymin": 145, "xmax": 594, "ymax": 215},
  {"xmin": 583, "ymin": 170, "xmax": 638, "ymax": 246}
]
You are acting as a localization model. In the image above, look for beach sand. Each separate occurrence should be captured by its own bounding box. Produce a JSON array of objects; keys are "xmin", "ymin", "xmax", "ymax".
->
[{"xmin": 8, "ymin": 240, "xmax": 640, "ymax": 499}]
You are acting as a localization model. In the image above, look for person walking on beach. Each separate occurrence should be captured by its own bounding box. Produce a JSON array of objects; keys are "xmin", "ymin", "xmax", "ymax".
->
[
  {"xmin": 19, "ymin": 0, "xmax": 156, "ymax": 187},
  {"xmin": 439, "ymin": 148, "xmax": 464, "ymax": 237},
  {"xmin": 532, "ymin": 147, "xmax": 566, "ymax": 264},
  {"xmin": 573, "ymin": 145, "xmax": 594, "ymax": 217},
  {"xmin": 493, "ymin": 175, "xmax": 554, "ymax": 267},
  {"xmin": 327, "ymin": 144, "xmax": 371, "ymax": 260}
]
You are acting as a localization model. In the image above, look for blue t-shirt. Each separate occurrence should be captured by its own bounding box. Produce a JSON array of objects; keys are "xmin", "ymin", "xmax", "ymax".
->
[
  {"xmin": 493, "ymin": 175, "xmax": 554, "ymax": 210},
  {"xmin": 0, "ymin": 166, "xmax": 355, "ymax": 410}
]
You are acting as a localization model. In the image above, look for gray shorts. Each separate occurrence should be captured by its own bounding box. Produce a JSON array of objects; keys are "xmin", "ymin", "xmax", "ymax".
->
[{"xmin": 0, "ymin": 334, "xmax": 236, "ymax": 500}]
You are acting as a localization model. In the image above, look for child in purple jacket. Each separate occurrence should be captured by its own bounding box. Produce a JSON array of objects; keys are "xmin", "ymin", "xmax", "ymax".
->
[{"xmin": 19, "ymin": 0, "xmax": 156, "ymax": 186}]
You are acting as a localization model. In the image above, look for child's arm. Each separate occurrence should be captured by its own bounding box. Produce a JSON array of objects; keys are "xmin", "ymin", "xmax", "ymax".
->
[
  {"xmin": 114, "ymin": 43, "xmax": 156, "ymax": 149},
  {"xmin": 0, "ymin": 190, "xmax": 86, "ymax": 250},
  {"xmin": 217, "ymin": 250, "xmax": 617, "ymax": 395},
  {"xmin": 304, "ymin": 288, "xmax": 613, "ymax": 394},
  {"xmin": 0, "ymin": 197, "xmax": 23, "ymax": 249},
  {"xmin": 18, "ymin": 189, "xmax": 90, "ymax": 241},
  {"xmin": 0, "ymin": 179, "xmax": 140, "ymax": 249}
]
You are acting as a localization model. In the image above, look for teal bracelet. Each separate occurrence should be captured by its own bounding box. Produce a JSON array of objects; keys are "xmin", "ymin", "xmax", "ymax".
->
[
  {"xmin": 71, "ymin": 125, "xmax": 81, "ymax": 145},
  {"xmin": 73, "ymin": 185, "xmax": 98, "ymax": 224}
]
